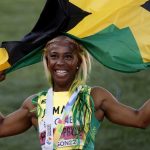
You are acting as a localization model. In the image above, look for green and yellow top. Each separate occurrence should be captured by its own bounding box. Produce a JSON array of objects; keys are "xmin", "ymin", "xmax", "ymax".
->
[{"xmin": 32, "ymin": 85, "xmax": 101, "ymax": 150}]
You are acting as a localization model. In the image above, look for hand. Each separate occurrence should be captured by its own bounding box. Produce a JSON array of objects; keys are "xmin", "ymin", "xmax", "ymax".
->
[{"xmin": 0, "ymin": 71, "xmax": 6, "ymax": 81}]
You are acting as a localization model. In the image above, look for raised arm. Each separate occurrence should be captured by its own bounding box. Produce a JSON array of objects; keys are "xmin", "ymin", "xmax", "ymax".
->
[
  {"xmin": 0, "ymin": 95, "xmax": 36, "ymax": 137},
  {"xmin": 91, "ymin": 87, "xmax": 150, "ymax": 128}
]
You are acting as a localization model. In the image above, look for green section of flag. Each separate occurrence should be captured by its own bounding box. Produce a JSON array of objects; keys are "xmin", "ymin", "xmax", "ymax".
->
[{"xmin": 67, "ymin": 24, "xmax": 150, "ymax": 73}]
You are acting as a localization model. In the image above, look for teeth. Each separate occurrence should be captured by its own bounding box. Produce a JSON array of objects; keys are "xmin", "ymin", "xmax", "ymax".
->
[
  {"xmin": 56, "ymin": 70, "xmax": 67, "ymax": 73},
  {"xmin": 55, "ymin": 70, "xmax": 68, "ymax": 76}
]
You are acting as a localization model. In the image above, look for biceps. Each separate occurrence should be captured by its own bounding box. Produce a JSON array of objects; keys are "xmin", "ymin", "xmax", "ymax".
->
[
  {"xmin": 102, "ymin": 100, "xmax": 140, "ymax": 127},
  {"xmin": 0, "ymin": 108, "xmax": 32, "ymax": 137}
]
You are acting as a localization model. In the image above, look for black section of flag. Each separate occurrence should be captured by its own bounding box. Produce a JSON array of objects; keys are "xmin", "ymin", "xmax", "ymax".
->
[
  {"xmin": 1, "ymin": 41, "xmax": 34, "ymax": 65},
  {"xmin": 1, "ymin": 0, "xmax": 90, "ymax": 65},
  {"xmin": 64, "ymin": 2, "xmax": 91, "ymax": 31},
  {"xmin": 142, "ymin": 0, "xmax": 150, "ymax": 11}
]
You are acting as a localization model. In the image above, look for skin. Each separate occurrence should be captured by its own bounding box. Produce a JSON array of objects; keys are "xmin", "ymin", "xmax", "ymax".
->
[
  {"xmin": 0, "ymin": 40, "xmax": 150, "ymax": 138},
  {"xmin": 0, "ymin": 71, "xmax": 5, "ymax": 81}
]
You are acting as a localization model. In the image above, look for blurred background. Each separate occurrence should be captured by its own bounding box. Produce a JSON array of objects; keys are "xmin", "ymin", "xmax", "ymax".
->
[{"xmin": 0, "ymin": 0, "xmax": 150, "ymax": 150}]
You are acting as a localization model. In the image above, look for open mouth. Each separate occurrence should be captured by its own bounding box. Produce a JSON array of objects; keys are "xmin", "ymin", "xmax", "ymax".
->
[{"xmin": 55, "ymin": 70, "xmax": 68, "ymax": 77}]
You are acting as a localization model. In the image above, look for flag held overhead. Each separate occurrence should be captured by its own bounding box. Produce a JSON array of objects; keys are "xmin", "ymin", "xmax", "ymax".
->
[{"xmin": 0, "ymin": 0, "xmax": 150, "ymax": 74}]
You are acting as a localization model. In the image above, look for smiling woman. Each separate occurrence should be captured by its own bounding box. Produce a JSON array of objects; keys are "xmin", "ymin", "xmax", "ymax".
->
[
  {"xmin": 0, "ymin": 35, "xmax": 150, "ymax": 150},
  {"xmin": 43, "ymin": 36, "xmax": 91, "ymax": 92}
]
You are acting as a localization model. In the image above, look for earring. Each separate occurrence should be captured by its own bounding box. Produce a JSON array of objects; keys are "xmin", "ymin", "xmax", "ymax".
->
[{"xmin": 77, "ymin": 66, "xmax": 79, "ymax": 70}]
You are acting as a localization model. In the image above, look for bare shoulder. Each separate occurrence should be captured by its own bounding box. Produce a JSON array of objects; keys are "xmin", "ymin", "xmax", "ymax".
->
[
  {"xmin": 21, "ymin": 94, "xmax": 38, "ymax": 111},
  {"xmin": 90, "ymin": 86, "xmax": 113, "ymax": 109},
  {"xmin": 91, "ymin": 86, "xmax": 112, "ymax": 98}
]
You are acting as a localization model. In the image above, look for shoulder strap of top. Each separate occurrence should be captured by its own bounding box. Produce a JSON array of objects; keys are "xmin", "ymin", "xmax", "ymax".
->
[{"xmin": 32, "ymin": 90, "xmax": 47, "ymax": 104}]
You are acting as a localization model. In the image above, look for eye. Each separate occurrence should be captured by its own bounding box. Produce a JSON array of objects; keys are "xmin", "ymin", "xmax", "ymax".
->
[
  {"xmin": 49, "ymin": 54, "xmax": 58, "ymax": 59},
  {"xmin": 65, "ymin": 54, "xmax": 73, "ymax": 60}
]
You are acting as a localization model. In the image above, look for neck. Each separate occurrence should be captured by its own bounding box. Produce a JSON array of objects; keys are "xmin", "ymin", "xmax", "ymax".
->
[{"xmin": 53, "ymin": 84, "xmax": 71, "ymax": 92}]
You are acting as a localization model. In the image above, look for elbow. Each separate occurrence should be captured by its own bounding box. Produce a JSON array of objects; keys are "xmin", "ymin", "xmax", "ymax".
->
[
  {"xmin": 136, "ymin": 116, "xmax": 149, "ymax": 129},
  {"xmin": 136, "ymin": 109, "xmax": 150, "ymax": 129},
  {"xmin": 138, "ymin": 121, "xmax": 149, "ymax": 129},
  {"xmin": 133, "ymin": 110, "xmax": 148, "ymax": 129}
]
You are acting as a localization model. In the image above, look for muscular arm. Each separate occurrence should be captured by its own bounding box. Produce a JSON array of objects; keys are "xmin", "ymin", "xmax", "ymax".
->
[
  {"xmin": 92, "ymin": 87, "xmax": 150, "ymax": 128},
  {"xmin": 0, "ymin": 95, "xmax": 36, "ymax": 137}
]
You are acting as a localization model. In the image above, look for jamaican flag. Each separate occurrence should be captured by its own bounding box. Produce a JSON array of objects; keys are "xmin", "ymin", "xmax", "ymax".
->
[{"xmin": 0, "ymin": 0, "xmax": 150, "ymax": 73}]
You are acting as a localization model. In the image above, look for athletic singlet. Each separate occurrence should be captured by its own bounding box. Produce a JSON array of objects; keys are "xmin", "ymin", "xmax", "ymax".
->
[{"xmin": 32, "ymin": 86, "xmax": 101, "ymax": 150}]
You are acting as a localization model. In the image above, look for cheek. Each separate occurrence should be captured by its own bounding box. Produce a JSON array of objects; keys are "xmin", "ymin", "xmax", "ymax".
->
[
  {"xmin": 47, "ymin": 59, "xmax": 55, "ymax": 71},
  {"xmin": 70, "ymin": 59, "xmax": 80, "ymax": 71}
]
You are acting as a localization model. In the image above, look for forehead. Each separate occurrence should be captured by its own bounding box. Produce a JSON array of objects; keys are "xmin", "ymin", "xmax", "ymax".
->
[{"xmin": 46, "ymin": 40, "xmax": 78, "ymax": 54}]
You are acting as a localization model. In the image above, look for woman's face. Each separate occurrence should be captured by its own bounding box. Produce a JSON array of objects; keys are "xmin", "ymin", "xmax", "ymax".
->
[{"xmin": 46, "ymin": 41, "xmax": 80, "ymax": 91}]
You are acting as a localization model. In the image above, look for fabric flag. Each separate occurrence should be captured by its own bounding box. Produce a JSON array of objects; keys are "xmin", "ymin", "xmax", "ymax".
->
[{"xmin": 0, "ymin": 0, "xmax": 150, "ymax": 73}]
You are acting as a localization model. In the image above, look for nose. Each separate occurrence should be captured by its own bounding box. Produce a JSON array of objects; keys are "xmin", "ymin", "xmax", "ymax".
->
[{"xmin": 56, "ymin": 57, "xmax": 65, "ymax": 66}]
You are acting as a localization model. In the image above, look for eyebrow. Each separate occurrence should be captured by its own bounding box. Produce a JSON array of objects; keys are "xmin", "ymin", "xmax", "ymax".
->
[
  {"xmin": 48, "ymin": 51, "xmax": 75, "ymax": 56},
  {"xmin": 49, "ymin": 48, "xmax": 75, "ymax": 53}
]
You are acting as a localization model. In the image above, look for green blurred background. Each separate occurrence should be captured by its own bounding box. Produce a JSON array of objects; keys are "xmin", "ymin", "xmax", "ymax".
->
[{"xmin": 0, "ymin": 0, "xmax": 150, "ymax": 150}]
